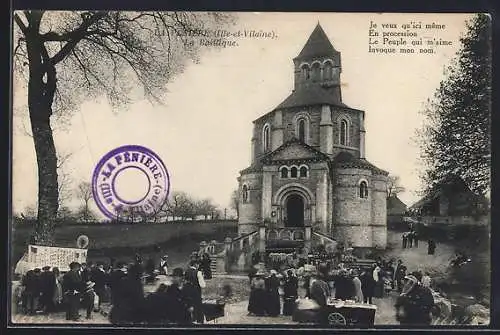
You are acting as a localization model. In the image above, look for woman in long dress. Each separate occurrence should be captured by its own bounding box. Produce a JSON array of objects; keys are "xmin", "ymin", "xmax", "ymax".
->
[
  {"xmin": 247, "ymin": 271, "xmax": 267, "ymax": 316},
  {"xmin": 352, "ymin": 269, "xmax": 364, "ymax": 303},
  {"xmin": 200, "ymin": 253, "xmax": 212, "ymax": 280},
  {"xmin": 372, "ymin": 265, "xmax": 384, "ymax": 298},
  {"xmin": 265, "ymin": 270, "xmax": 281, "ymax": 317},
  {"xmin": 282, "ymin": 269, "xmax": 298, "ymax": 316}
]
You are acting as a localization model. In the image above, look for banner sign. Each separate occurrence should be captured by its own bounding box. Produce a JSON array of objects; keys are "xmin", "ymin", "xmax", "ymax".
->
[{"xmin": 24, "ymin": 245, "xmax": 87, "ymax": 272}]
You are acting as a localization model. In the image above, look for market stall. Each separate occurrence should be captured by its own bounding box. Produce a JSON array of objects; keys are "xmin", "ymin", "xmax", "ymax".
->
[{"xmin": 293, "ymin": 298, "xmax": 377, "ymax": 327}]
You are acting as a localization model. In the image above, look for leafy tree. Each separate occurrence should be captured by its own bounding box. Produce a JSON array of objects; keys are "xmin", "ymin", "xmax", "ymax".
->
[
  {"xmin": 416, "ymin": 14, "xmax": 491, "ymax": 196},
  {"xmin": 387, "ymin": 174, "xmax": 406, "ymax": 198},
  {"xmin": 13, "ymin": 11, "xmax": 233, "ymax": 245}
]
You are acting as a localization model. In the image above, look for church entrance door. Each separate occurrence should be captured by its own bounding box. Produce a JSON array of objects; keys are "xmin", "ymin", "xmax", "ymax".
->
[{"xmin": 285, "ymin": 194, "xmax": 304, "ymax": 227}]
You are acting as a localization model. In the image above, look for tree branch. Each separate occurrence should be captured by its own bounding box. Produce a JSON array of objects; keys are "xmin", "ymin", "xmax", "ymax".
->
[
  {"xmin": 50, "ymin": 12, "xmax": 108, "ymax": 65},
  {"xmin": 14, "ymin": 12, "xmax": 28, "ymax": 33},
  {"xmin": 56, "ymin": 151, "xmax": 73, "ymax": 169}
]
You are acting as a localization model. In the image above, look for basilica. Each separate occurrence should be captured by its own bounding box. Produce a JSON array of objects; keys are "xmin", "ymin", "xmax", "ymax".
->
[{"xmin": 237, "ymin": 24, "xmax": 388, "ymax": 252}]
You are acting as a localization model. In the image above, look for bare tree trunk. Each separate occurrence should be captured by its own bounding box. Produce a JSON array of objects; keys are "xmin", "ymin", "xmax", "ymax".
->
[
  {"xmin": 25, "ymin": 12, "xmax": 59, "ymax": 245},
  {"xmin": 30, "ymin": 108, "xmax": 59, "ymax": 245},
  {"xmin": 84, "ymin": 199, "xmax": 89, "ymax": 223}
]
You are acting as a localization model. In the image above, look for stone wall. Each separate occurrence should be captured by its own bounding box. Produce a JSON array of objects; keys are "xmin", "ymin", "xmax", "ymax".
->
[
  {"xmin": 332, "ymin": 167, "xmax": 387, "ymax": 248},
  {"xmin": 282, "ymin": 106, "xmax": 322, "ymax": 147},
  {"xmin": 331, "ymin": 107, "xmax": 362, "ymax": 158},
  {"xmin": 333, "ymin": 168, "xmax": 373, "ymax": 247},
  {"xmin": 254, "ymin": 114, "xmax": 275, "ymax": 159},
  {"xmin": 371, "ymin": 173, "xmax": 388, "ymax": 248},
  {"xmin": 253, "ymin": 105, "xmax": 363, "ymax": 161},
  {"xmin": 272, "ymin": 162, "xmax": 328, "ymax": 200},
  {"xmin": 270, "ymin": 162, "xmax": 330, "ymax": 230},
  {"xmin": 238, "ymin": 172, "xmax": 262, "ymax": 235},
  {"xmin": 271, "ymin": 110, "xmax": 284, "ymax": 151}
]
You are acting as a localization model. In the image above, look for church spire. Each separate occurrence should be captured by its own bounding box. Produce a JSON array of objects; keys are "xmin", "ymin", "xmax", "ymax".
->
[
  {"xmin": 292, "ymin": 23, "xmax": 342, "ymax": 102},
  {"xmin": 294, "ymin": 23, "xmax": 338, "ymax": 61}
]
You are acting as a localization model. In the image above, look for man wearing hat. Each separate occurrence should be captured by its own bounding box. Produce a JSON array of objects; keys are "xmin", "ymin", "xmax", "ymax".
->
[
  {"xmin": 283, "ymin": 269, "xmax": 299, "ymax": 316},
  {"xmin": 90, "ymin": 263, "xmax": 107, "ymax": 311},
  {"xmin": 166, "ymin": 268, "xmax": 191, "ymax": 324},
  {"xmin": 39, "ymin": 266, "xmax": 56, "ymax": 313},
  {"xmin": 183, "ymin": 260, "xmax": 206, "ymax": 323},
  {"xmin": 21, "ymin": 269, "xmax": 38, "ymax": 315},
  {"xmin": 109, "ymin": 262, "xmax": 128, "ymax": 307},
  {"xmin": 144, "ymin": 267, "xmax": 190, "ymax": 325},
  {"xmin": 82, "ymin": 280, "xmax": 96, "ymax": 319},
  {"xmin": 62, "ymin": 262, "xmax": 83, "ymax": 321},
  {"xmin": 159, "ymin": 255, "xmax": 169, "ymax": 275},
  {"xmin": 395, "ymin": 274, "xmax": 434, "ymax": 325}
]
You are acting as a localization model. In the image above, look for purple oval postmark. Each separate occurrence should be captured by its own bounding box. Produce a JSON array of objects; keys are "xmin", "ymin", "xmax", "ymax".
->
[{"xmin": 92, "ymin": 145, "xmax": 170, "ymax": 221}]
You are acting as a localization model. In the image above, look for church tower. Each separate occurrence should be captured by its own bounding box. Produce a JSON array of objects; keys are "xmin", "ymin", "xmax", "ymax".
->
[
  {"xmin": 237, "ymin": 22, "xmax": 389, "ymax": 258},
  {"xmin": 293, "ymin": 23, "xmax": 342, "ymax": 103}
]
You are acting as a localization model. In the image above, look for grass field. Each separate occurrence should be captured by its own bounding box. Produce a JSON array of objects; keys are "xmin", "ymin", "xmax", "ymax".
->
[{"xmin": 11, "ymin": 221, "xmax": 238, "ymax": 273}]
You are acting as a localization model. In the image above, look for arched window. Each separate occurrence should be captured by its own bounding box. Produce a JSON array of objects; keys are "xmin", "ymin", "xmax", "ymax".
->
[
  {"xmin": 242, "ymin": 185, "xmax": 249, "ymax": 202},
  {"xmin": 298, "ymin": 119, "xmax": 306, "ymax": 142},
  {"xmin": 340, "ymin": 119, "xmax": 349, "ymax": 146},
  {"xmin": 280, "ymin": 167, "xmax": 289, "ymax": 178},
  {"xmin": 301, "ymin": 64, "xmax": 310, "ymax": 80},
  {"xmin": 299, "ymin": 166, "xmax": 308, "ymax": 178},
  {"xmin": 263, "ymin": 124, "xmax": 270, "ymax": 152},
  {"xmin": 290, "ymin": 166, "xmax": 298, "ymax": 178},
  {"xmin": 323, "ymin": 61, "xmax": 333, "ymax": 80},
  {"xmin": 359, "ymin": 181, "xmax": 368, "ymax": 199},
  {"xmin": 311, "ymin": 62, "xmax": 321, "ymax": 81},
  {"xmin": 294, "ymin": 113, "xmax": 310, "ymax": 144}
]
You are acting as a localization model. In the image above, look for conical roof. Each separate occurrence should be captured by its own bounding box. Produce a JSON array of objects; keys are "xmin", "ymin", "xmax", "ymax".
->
[
  {"xmin": 273, "ymin": 86, "xmax": 349, "ymax": 110},
  {"xmin": 295, "ymin": 23, "xmax": 337, "ymax": 60}
]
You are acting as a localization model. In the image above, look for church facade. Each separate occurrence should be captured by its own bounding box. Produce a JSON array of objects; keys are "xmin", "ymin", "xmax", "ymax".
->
[{"xmin": 237, "ymin": 24, "xmax": 388, "ymax": 250}]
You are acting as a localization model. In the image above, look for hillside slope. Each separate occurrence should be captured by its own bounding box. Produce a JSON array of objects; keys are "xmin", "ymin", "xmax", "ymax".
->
[{"xmin": 11, "ymin": 221, "xmax": 238, "ymax": 271}]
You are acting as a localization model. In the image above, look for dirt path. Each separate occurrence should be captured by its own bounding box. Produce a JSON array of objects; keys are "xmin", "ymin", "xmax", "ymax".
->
[
  {"xmin": 384, "ymin": 230, "xmax": 457, "ymax": 274},
  {"xmin": 11, "ymin": 293, "xmax": 400, "ymax": 326},
  {"xmin": 11, "ymin": 307, "xmax": 111, "ymax": 324},
  {"xmin": 212, "ymin": 294, "xmax": 398, "ymax": 325}
]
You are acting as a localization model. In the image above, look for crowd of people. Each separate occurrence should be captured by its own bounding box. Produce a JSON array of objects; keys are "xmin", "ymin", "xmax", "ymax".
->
[
  {"xmin": 15, "ymin": 241, "xmax": 441, "ymax": 326},
  {"xmin": 402, "ymin": 230, "xmax": 419, "ymax": 248},
  {"xmin": 401, "ymin": 229, "xmax": 438, "ymax": 256},
  {"xmin": 15, "ymin": 252, "xmax": 214, "ymax": 325},
  {"xmin": 245, "ymin": 251, "xmax": 436, "ymax": 325}
]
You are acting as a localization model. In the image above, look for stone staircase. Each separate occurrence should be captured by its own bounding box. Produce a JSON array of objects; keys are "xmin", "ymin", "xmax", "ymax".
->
[
  {"xmin": 197, "ymin": 230, "xmax": 260, "ymax": 275},
  {"xmin": 210, "ymin": 257, "xmax": 217, "ymax": 275}
]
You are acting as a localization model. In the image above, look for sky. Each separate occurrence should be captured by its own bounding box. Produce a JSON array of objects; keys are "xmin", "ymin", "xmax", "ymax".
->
[{"xmin": 12, "ymin": 12, "xmax": 475, "ymax": 217}]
